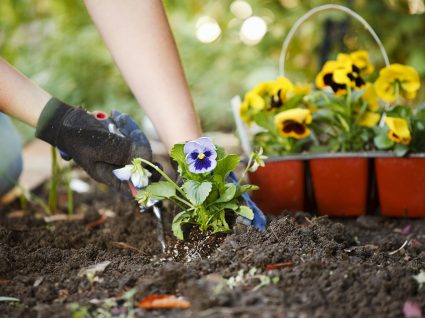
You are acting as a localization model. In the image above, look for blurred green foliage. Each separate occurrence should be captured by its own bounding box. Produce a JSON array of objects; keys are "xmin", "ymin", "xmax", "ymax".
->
[{"xmin": 1, "ymin": 0, "xmax": 425, "ymax": 142}]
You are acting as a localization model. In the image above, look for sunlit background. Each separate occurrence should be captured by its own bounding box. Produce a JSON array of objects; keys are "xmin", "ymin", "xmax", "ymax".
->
[{"xmin": 1, "ymin": 0, "xmax": 425, "ymax": 142}]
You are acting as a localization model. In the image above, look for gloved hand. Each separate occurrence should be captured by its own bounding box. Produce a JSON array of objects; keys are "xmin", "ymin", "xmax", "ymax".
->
[{"xmin": 35, "ymin": 97, "xmax": 152, "ymax": 192}]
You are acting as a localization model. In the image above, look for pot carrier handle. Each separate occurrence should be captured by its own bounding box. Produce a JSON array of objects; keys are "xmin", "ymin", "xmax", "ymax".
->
[{"xmin": 279, "ymin": 4, "xmax": 390, "ymax": 77}]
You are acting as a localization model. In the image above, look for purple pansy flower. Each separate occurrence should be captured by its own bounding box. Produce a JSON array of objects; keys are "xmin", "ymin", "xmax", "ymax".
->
[{"xmin": 184, "ymin": 137, "xmax": 217, "ymax": 174}]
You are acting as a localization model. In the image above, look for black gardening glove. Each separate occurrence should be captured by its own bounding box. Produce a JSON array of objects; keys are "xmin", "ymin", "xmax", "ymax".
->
[{"xmin": 35, "ymin": 97, "xmax": 152, "ymax": 192}]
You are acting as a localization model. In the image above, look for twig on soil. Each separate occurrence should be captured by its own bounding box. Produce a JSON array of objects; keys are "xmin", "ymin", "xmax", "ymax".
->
[
  {"xmin": 388, "ymin": 240, "xmax": 409, "ymax": 255},
  {"xmin": 265, "ymin": 261, "xmax": 294, "ymax": 271},
  {"xmin": 111, "ymin": 241, "xmax": 142, "ymax": 254},
  {"xmin": 344, "ymin": 244, "xmax": 379, "ymax": 253},
  {"xmin": 85, "ymin": 213, "xmax": 108, "ymax": 229},
  {"xmin": 44, "ymin": 214, "xmax": 84, "ymax": 223}
]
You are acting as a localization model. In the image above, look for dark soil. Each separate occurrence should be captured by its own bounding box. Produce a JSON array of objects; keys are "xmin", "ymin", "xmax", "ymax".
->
[{"xmin": 1, "ymin": 168, "xmax": 424, "ymax": 318}]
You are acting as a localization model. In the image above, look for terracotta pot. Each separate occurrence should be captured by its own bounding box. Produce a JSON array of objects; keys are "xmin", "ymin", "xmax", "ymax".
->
[
  {"xmin": 375, "ymin": 157, "xmax": 425, "ymax": 217},
  {"xmin": 309, "ymin": 157, "xmax": 370, "ymax": 217},
  {"xmin": 248, "ymin": 159, "xmax": 305, "ymax": 215}
]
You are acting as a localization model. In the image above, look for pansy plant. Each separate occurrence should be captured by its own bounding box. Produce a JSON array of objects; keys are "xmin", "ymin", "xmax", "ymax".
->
[
  {"xmin": 372, "ymin": 63, "xmax": 425, "ymax": 156},
  {"xmin": 240, "ymin": 76, "xmax": 313, "ymax": 155},
  {"xmin": 307, "ymin": 50, "xmax": 382, "ymax": 152},
  {"xmin": 115, "ymin": 137, "xmax": 265, "ymax": 240}
]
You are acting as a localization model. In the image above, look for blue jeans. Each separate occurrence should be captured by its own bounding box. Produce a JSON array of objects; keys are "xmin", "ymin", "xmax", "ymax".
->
[{"xmin": 0, "ymin": 113, "xmax": 23, "ymax": 196}]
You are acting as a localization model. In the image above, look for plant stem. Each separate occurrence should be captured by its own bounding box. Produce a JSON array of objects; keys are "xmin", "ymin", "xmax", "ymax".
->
[
  {"xmin": 237, "ymin": 152, "xmax": 255, "ymax": 187},
  {"xmin": 48, "ymin": 147, "xmax": 59, "ymax": 214},
  {"xmin": 138, "ymin": 158, "xmax": 187, "ymax": 198},
  {"xmin": 66, "ymin": 167, "xmax": 73, "ymax": 215},
  {"xmin": 172, "ymin": 194, "xmax": 193, "ymax": 209}
]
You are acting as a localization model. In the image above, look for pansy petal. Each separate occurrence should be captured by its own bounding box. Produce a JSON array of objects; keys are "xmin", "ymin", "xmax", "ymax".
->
[
  {"xmin": 131, "ymin": 173, "xmax": 143, "ymax": 188},
  {"xmin": 203, "ymin": 148, "xmax": 217, "ymax": 160},
  {"xmin": 112, "ymin": 165, "xmax": 133, "ymax": 181},
  {"xmin": 183, "ymin": 141, "xmax": 203, "ymax": 155},
  {"xmin": 195, "ymin": 137, "xmax": 215, "ymax": 150},
  {"xmin": 185, "ymin": 152, "xmax": 198, "ymax": 164}
]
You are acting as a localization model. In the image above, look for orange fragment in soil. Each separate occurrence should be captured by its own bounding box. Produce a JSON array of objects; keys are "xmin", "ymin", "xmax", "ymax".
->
[
  {"xmin": 85, "ymin": 213, "xmax": 108, "ymax": 229},
  {"xmin": 265, "ymin": 261, "xmax": 294, "ymax": 271},
  {"xmin": 138, "ymin": 294, "xmax": 191, "ymax": 310}
]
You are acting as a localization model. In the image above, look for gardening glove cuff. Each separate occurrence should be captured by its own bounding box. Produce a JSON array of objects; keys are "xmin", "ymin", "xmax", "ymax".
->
[{"xmin": 35, "ymin": 97, "xmax": 74, "ymax": 146}]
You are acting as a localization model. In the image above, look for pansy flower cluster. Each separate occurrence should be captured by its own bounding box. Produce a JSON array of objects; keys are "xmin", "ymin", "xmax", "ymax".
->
[
  {"xmin": 240, "ymin": 76, "xmax": 313, "ymax": 155},
  {"xmin": 241, "ymin": 50, "xmax": 424, "ymax": 155}
]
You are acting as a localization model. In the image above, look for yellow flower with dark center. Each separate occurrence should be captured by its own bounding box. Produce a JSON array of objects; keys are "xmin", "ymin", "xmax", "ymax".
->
[
  {"xmin": 362, "ymin": 82, "xmax": 379, "ymax": 112},
  {"xmin": 240, "ymin": 92, "xmax": 265, "ymax": 125},
  {"xmin": 337, "ymin": 54, "xmax": 367, "ymax": 90},
  {"xmin": 345, "ymin": 50, "xmax": 374, "ymax": 77},
  {"xmin": 268, "ymin": 76, "xmax": 294, "ymax": 109},
  {"xmin": 357, "ymin": 111, "xmax": 380, "ymax": 128},
  {"xmin": 374, "ymin": 64, "xmax": 420, "ymax": 103},
  {"xmin": 274, "ymin": 108, "xmax": 312, "ymax": 139},
  {"xmin": 385, "ymin": 117, "xmax": 411, "ymax": 144},
  {"xmin": 315, "ymin": 58, "xmax": 365, "ymax": 95}
]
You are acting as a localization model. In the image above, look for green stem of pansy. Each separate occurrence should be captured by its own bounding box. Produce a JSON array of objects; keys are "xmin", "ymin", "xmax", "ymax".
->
[
  {"xmin": 346, "ymin": 86, "xmax": 352, "ymax": 129},
  {"xmin": 238, "ymin": 152, "xmax": 255, "ymax": 187},
  {"xmin": 48, "ymin": 146, "xmax": 60, "ymax": 214},
  {"xmin": 138, "ymin": 158, "xmax": 188, "ymax": 198},
  {"xmin": 66, "ymin": 167, "xmax": 74, "ymax": 215},
  {"xmin": 171, "ymin": 194, "xmax": 194, "ymax": 209}
]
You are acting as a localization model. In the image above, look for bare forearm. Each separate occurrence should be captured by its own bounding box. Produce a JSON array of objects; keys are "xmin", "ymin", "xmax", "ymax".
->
[
  {"xmin": 84, "ymin": 0, "xmax": 202, "ymax": 150},
  {"xmin": 0, "ymin": 58, "xmax": 51, "ymax": 127}
]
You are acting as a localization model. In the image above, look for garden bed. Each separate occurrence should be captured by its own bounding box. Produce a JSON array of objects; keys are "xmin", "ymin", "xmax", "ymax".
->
[{"xmin": 0, "ymin": 167, "xmax": 424, "ymax": 318}]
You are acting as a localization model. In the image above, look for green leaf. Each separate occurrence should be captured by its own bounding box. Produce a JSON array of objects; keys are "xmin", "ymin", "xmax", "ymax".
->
[
  {"xmin": 214, "ymin": 154, "xmax": 240, "ymax": 178},
  {"xmin": 172, "ymin": 221, "xmax": 184, "ymax": 240},
  {"xmin": 148, "ymin": 181, "xmax": 176, "ymax": 200},
  {"xmin": 237, "ymin": 206, "xmax": 254, "ymax": 220},
  {"xmin": 336, "ymin": 114, "xmax": 350, "ymax": 132},
  {"xmin": 136, "ymin": 189, "xmax": 151, "ymax": 206},
  {"xmin": 394, "ymin": 144, "xmax": 409, "ymax": 157},
  {"xmin": 374, "ymin": 134, "xmax": 394, "ymax": 150},
  {"xmin": 216, "ymin": 183, "xmax": 237, "ymax": 203},
  {"xmin": 172, "ymin": 211, "xmax": 191, "ymax": 240},
  {"xmin": 238, "ymin": 184, "xmax": 259, "ymax": 193},
  {"xmin": 170, "ymin": 143, "xmax": 186, "ymax": 166},
  {"xmin": 253, "ymin": 111, "xmax": 274, "ymax": 130},
  {"xmin": 182, "ymin": 181, "xmax": 212, "ymax": 205}
]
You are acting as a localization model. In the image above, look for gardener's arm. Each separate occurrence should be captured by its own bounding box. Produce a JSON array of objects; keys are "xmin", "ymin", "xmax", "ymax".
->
[
  {"xmin": 0, "ymin": 57, "xmax": 151, "ymax": 192},
  {"xmin": 0, "ymin": 58, "xmax": 51, "ymax": 127},
  {"xmin": 83, "ymin": 0, "xmax": 202, "ymax": 150}
]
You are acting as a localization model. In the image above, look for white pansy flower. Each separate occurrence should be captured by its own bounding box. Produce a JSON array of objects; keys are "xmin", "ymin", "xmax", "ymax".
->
[{"xmin": 113, "ymin": 158, "xmax": 152, "ymax": 189}]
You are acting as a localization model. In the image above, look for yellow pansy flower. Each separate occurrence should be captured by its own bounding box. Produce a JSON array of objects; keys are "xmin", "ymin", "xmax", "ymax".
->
[
  {"xmin": 357, "ymin": 111, "xmax": 380, "ymax": 128},
  {"xmin": 362, "ymin": 82, "xmax": 380, "ymax": 112},
  {"xmin": 374, "ymin": 64, "xmax": 420, "ymax": 103},
  {"xmin": 268, "ymin": 76, "xmax": 294, "ymax": 109},
  {"xmin": 347, "ymin": 50, "xmax": 374, "ymax": 76},
  {"xmin": 252, "ymin": 81, "xmax": 274, "ymax": 96},
  {"xmin": 293, "ymin": 83, "xmax": 312, "ymax": 96},
  {"xmin": 385, "ymin": 117, "xmax": 411, "ymax": 145},
  {"xmin": 240, "ymin": 92, "xmax": 265, "ymax": 125},
  {"xmin": 315, "ymin": 58, "xmax": 364, "ymax": 95},
  {"xmin": 274, "ymin": 108, "xmax": 312, "ymax": 139}
]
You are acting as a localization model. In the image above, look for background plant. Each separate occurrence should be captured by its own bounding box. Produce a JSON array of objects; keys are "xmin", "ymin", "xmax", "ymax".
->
[
  {"xmin": 2, "ymin": 1, "xmax": 425, "ymax": 142},
  {"xmin": 240, "ymin": 77, "xmax": 312, "ymax": 155}
]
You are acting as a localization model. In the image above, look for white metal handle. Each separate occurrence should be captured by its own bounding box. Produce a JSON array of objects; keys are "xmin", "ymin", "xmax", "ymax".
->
[{"xmin": 279, "ymin": 4, "xmax": 390, "ymax": 77}]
